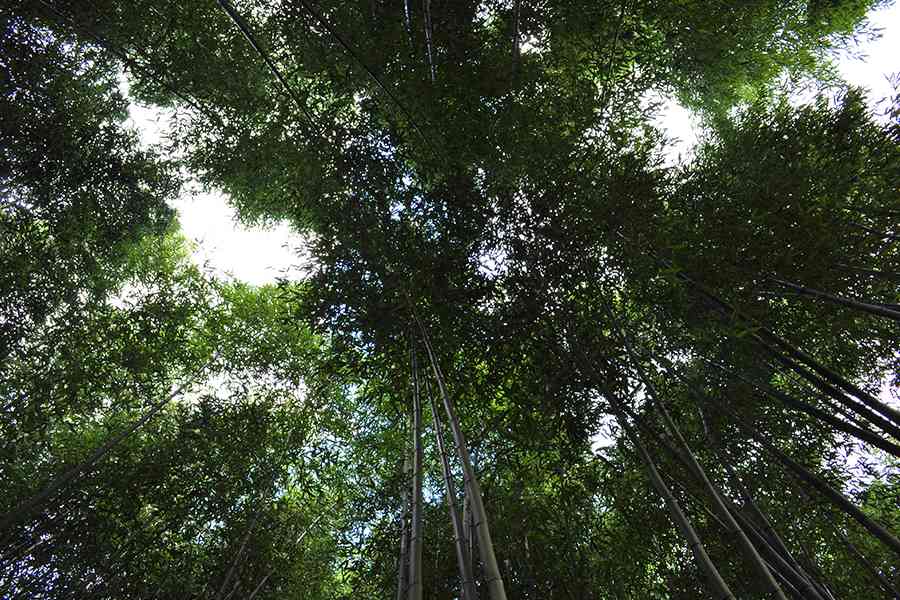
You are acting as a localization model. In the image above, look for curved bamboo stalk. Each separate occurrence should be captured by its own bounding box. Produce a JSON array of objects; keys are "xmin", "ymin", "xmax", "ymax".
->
[
  {"xmin": 735, "ymin": 417, "xmax": 900, "ymax": 558},
  {"xmin": 699, "ymin": 357, "xmax": 900, "ymax": 458},
  {"xmin": 769, "ymin": 277, "xmax": 900, "ymax": 321},
  {"xmin": 215, "ymin": 510, "xmax": 260, "ymax": 600},
  {"xmin": 666, "ymin": 265, "xmax": 900, "ymax": 429},
  {"xmin": 214, "ymin": 0, "xmax": 318, "ymax": 132}
]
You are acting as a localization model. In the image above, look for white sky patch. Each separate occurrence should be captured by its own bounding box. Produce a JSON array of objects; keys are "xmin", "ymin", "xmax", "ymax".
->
[
  {"xmin": 652, "ymin": 2, "xmax": 899, "ymax": 166},
  {"xmin": 172, "ymin": 189, "xmax": 306, "ymax": 285},
  {"xmin": 834, "ymin": 1, "xmax": 900, "ymax": 108},
  {"xmin": 650, "ymin": 94, "xmax": 701, "ymax": 167},
  {"xmin": 120, "ymin": 77, "xmax": 306, "ymax": 286}
]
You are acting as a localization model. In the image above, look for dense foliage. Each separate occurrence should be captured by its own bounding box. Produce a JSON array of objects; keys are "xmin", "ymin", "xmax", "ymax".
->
[{"xmin": 1, "ymin": 0, "xmax": 898, "ymax": 598}]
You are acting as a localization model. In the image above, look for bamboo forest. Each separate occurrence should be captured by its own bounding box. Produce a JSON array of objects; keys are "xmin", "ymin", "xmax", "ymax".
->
[{"xmin": 3, "ymin": 0, "xmax": 900, "ymax": 598}]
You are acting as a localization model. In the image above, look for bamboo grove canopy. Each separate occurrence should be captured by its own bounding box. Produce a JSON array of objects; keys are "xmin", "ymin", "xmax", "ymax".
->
[{"xmin": 1, "ymin": 0, "xmax": 899, "ymax": 598}]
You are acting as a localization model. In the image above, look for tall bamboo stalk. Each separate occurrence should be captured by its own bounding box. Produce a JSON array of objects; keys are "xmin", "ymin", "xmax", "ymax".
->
[
  {"xmin": 700, "ymin": 357, "xmax": 900, "ymax": 458},
  {"xmin": 396, "ymin": 456, "xmax": 411, "ymax": 600},
  {"xmin": 769, "ymin": 277, "xmax": 900, "ymax": 321},
  {"xmin": 665, "ymin": 470, "xmax": 816, "ymax": 600},
  {"xmin": 613, "ymin": 315, "xmax": 787, "ymax": 598},
  {"xmin": 423, "ymin": 0, "xmax": 436, "ymax": 82},
  {"xmin": 734, "ymin": 416, "xmax": 900, "ymax": 557},
  {"xmin": 414, "ymin": 311, "xmax": 507, "ymax": 600},
  {"xmin": 215, "ymin": 510, "xmax": 260, "ymax": 600},
  {"xmin": 828, "ymin": 516, "xmax": 900, "ymax": 599},
  {"xmin": 0, "ymin": 374, "xmax": 199, "ymax": 534},
  {"xmin": 427, "ymin": 378, "xmax": 478, "ymax": 600},
  {"xmin": 463, "ymin": 496, "xmax": 474, "ymax": 581},
  {"xmin": 724, "ymin": 465, "xmax": 822, "ymax": 592},
  {"xmin": 677, "ymin": 269, "xmax": 900, "ymax": 428},
  {"xmin": 765, "ymin": 350, "xmax": 900, "ymax": 440},
  {"xmin": 605, "ymin": 391, "xmax": 736, "ymax": 600},
  {"xmin": 214, "ymin": 0, "xmax": 317, "ymax": 130},
  {"xmin": 409, "ymin": 342, "xmax": 425, "ymax": 600}
]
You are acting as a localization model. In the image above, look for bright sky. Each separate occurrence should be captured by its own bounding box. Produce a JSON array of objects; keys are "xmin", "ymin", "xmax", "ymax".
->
[
  {"xmin": 654, "ymin": 1, "xmax": 900, "ymax": 164},
  {"xmin": 123, "ymin": 100, "xmax": 305, "ymax": 286},
  {"xmin": 123, "ymin": 3, "xmax": 898, "ymax": 287},
  {"xmin": 121, "ymin": 7, "xmax": 899, "ymax": 447}
]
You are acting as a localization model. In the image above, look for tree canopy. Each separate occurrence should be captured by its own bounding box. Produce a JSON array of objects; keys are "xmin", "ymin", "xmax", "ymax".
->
[{"xmin": 1, "ymin": 1, "xmax": 898, "ymax": 598}]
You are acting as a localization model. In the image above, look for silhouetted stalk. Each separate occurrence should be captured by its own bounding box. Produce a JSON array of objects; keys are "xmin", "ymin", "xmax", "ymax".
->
[
  {"xmin": 293, "ymin": 0, "xmax": 435, "ymax": 155},
  {"xmin": 701, "ymin": 357, "xmax": 900, "ymax": 458},
  {"xmin": 214, "ymin": 0, "xmax": 318, "ymax": 131},
  {"xmin": 833, "ymin": 264, "xmax": 900, "ymax": 282},
  {"xmin": 734, "ymin": 416, "xmax": 900, "ymax": 557},
  {"xmin": 403, "ymin": 0, "xmax": 412, "ymax": 42},
  {"xmin": 571, "ymin": 340, "xmax": 735, "ymax": 599},
  {"xmin": 769, "ymin": 277, "xmax": 900, "ymax": 320},
  {"xmin": 0, "ymin": 373, "xmax": 200, "ymax": 534},
  {"xmin": 665, "ymin": 474, "xmax": 810, "ymax": 600},
  {"xmin": 834, "ymin": 524, "xmax": 900, "ymax": 599},
  {"xmin": 672, "ymin": 269, "xmax": 900, "ymax": 428},
  {"xmin": 792, "ymin": 541, "xmax": 839, "ymax": 600},
  {"xmin": 807, "ymin": 494, "xmax": 900, "ymax": 600},
  {"xmin": 730, "ymin": 507, "xmax": 825, "ymax": 600},
  {"xmin": 722, "ymin": 464, "xmax": 812, "ymax": 586},
  {"xmin": 214, "ymin": 510, "xmax": 259, "ymax": 600},
  {"xmin": 614, "ymin": 320, "xmax": 787, "ymax": 599},
  {"xmin": 396, "ymin": 456, "xmax": 411, "ymax": 600},
  {"xmin": 848, "ymin": 220, "xmax": 900, "ymax": 242},
  {"xmin": 763, "ymin": 352, "xmax": 900, "ymax": 440},
  {"xmin": 512, "ymin": 0, "xmax": 521, "ymax": 69},
  {"xmin": 423, "ymin": 0, "xmax": 436, "ymax": 82},
  {"xmin": 246, "ymin": 572, "xmax": 272, "ymax": 600},
  {"xmin": 462, "ymin": 496, "xmax": 474, "ymax": 581},
  {"xmin": 605, "ymin": 390, "xmax": 736, "ymax": 600}
]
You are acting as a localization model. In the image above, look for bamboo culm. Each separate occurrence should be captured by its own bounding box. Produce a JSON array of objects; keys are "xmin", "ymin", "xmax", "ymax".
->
[
  {"xmin": 765, "ymin": 350, "xmax": 900, "ymax": 440},
  {"xmin": 723, "ymin": 463, "xmax": 830, "ymax": 599},
  {"xmin": 672, "ymin": 268, "xmax": 900, "ymax": 429},
  {"xmin": 396, "ymin": 456, "xmax": 411, "ymax": 600},
  {"xmin": 605, "ymin": 391, "xmax": 736, "ymax": 600},
  {"xmin": 408, "ymin": 342, "xmax": 425, "ymax": 600},
  {"xmin": 215, "ymin": 510, "xmax": 260, "ymax": 600},
  {"xmin": 831, "ymin": 519, "xmax": 900, "ymax": 599},
  {"xmin": 701, "ymin": 357, "xmax": 900, "ymax": 458},
  {"xmin": 462, "ymin": 496, "xmax": 474, "ymax": 581},
  {"xmin": 414, "ymin": 310, "xmax": 508, "ymax": 600},
  {"xmin": 426, "ymin": 377, "xmax": 478, "ymax": 600},
  {"xmin": 614, "ymin": 319, "xmax": 786, "ymax": 599},
  {"xmin": 0, "ymin": 374, "xmax": 199, "ymax": 534},
  {"xmin": 769, "ymin": 277, "xmax": 900, "ymax": 321},
  {"xmin": 735, "ymin": 416, "xmax": 900, "ymax": 558}
]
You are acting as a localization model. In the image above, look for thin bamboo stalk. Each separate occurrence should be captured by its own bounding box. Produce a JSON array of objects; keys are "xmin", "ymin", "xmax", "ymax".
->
[
  {"xmin": 734, "ymin": 416, "xmax": 900, "ymax": 557},
  {"xmin": 0, "ymin": 374, "xmax": 199, "ymax": 534},
  {"xmin": 409, "ymin": 342, "xmax": 425, "ymax": 600},
  {"xmin": 769, "ymin": 277, "xmax": 900, "ymax": 321},
  {"xmin": 396, "ymin": 456, "xmax": 411, "ymax": 600},
  {"xmin": 606, "ymin": 392, "xmax": 735, "ymax": 600}
]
